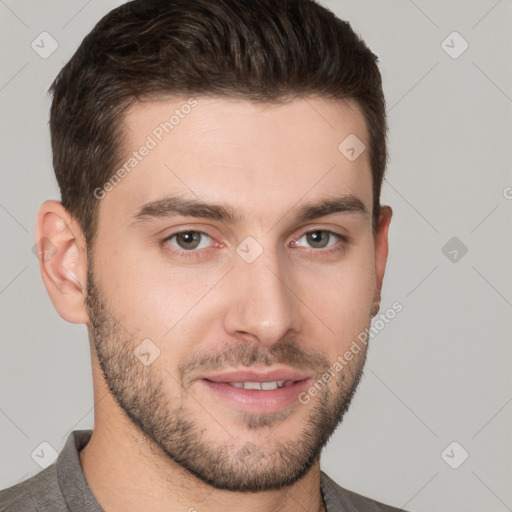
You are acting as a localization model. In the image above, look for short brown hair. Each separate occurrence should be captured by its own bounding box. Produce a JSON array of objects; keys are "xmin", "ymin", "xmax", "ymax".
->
[{"xmin": 49, "ymin": 0, "xmax": 387, "ymax": 246}]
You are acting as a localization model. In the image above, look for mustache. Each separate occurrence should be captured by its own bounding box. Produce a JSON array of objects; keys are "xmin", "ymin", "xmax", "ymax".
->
[{"xmin": 179, "ymin": 338, "xmax": 331, "ymax": 388}]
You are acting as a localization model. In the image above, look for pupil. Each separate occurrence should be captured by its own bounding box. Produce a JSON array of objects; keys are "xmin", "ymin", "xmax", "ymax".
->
[
  {"xmin": 308, "ymin": 231, "xmax": 327, "ymax": 248},
  {"xmin": 178, "ymin": 232, "xmax": 199, "ymax": 249}
]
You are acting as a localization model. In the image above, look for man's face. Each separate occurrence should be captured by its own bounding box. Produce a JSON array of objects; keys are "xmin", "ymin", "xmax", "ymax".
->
[{"xmin": 85, "ymin": 96, "xmax": 385, "ymax": 491}]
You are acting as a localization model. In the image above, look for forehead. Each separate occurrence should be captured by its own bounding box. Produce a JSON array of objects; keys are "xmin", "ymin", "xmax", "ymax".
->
[{"xmin": 99, "ymin": 95, "xmax": 373, "ymax": 227}]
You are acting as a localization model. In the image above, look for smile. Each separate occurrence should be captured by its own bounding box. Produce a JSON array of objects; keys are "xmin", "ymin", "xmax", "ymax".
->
[
  {"xmin": 226, "ymin": 380, "xmax": 295, "ymax": 390},
  {"xmin": 199, "ymin": 370, "xmax": 313, "ymax": 414}
]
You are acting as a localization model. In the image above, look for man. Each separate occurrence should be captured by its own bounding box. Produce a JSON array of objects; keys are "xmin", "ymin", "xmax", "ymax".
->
[{"xmin": 1, "ymin": 0, "xmax": 407, "ymax": 510}]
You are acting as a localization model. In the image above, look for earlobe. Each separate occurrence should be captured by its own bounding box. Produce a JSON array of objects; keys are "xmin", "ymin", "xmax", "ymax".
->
[
  {"xmin": 372, "ymin": 205, "xmax": 392, "ymax": 314},
  {"xmin": 34, "ymin": 200, "xmax": 90, "ymax": 324}
]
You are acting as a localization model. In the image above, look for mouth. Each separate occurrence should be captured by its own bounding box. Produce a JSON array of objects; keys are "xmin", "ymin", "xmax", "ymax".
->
[
  {"xmin": 197, "ymin": 368, "xmax": 313, "ymax": 414},
  {"xmin": 222, "ymin": 380, "xmax": 294, "ymax": 390}
]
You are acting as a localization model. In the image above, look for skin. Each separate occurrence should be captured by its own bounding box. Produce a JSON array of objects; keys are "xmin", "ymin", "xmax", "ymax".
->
[{"xmin": 36, "ymin": 96, "xmax": 392, "ymax": 512}]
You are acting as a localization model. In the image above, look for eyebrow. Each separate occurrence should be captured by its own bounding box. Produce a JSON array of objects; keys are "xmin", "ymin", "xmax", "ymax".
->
[{"xmin": 130, "ymin": 193, "xmax": 368, "ymax": 226}]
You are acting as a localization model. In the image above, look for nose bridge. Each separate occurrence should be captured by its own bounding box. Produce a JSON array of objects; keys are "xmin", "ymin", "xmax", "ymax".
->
[{"xmin": 223, "ymin": 244, "xmax": 301, "ymax": 345}]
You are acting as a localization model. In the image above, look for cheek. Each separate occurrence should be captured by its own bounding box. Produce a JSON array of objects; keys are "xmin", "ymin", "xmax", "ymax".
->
[
  {"xmin": 300, "ymin": 247, "xmax": 375, "ymax": 347},
  {"xmin": 93, "ymin": 239, "xmax": 223, "ymax": 358}
]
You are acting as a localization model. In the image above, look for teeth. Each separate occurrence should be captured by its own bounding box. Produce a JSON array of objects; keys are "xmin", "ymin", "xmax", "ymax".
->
[
  {"xmin": 227, "ymin": 380, "xmax": 290, "ymax": 390},
  {"xmin": 244, "ymin": 381, "xmax": 262, "ymax": 390}
]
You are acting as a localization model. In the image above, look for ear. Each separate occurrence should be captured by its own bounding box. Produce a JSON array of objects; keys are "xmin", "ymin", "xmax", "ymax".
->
[
  {"xmin": 371, "ymin": 205, "xmax": 392, "ymax": 316},
  {"xmin": 34, "ymin": 200, "xmax": 89, "ymax": 324}
]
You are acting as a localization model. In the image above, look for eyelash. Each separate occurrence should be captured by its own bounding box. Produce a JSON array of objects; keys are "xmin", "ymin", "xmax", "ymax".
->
[{"xmin": 160, "ymin": 229, "xmax": 349, "ymax": 259}]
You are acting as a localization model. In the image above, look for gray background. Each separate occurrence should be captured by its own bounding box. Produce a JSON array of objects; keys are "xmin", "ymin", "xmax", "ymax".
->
[{"xmin": 1, "ymin": 1, "xmax": 511, "ymax": 511}]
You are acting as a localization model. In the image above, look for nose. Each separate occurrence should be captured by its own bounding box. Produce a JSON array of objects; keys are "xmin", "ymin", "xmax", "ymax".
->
[{"xmin": 222, "ymin": 249, "xmax": 303, "ymax": 347}]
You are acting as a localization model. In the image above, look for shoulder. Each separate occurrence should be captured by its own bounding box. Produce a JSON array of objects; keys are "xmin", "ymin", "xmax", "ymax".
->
[
  {"xmin": 0, "ymin": 464, "xmax": 67, "ymax": 512},
  {"xmin": 320, "ymin": 471, "xmax": 410, "ymax": 512},
  {"xmin": 0, "ymin": 430, "xmax": 94, "ymax": 512}
]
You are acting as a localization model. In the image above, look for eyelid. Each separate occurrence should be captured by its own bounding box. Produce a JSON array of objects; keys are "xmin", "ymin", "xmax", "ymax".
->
[
  {"xmin": 291, "ymin": 222, "xmax": 350, "ymax": 241},
  {"xmin": 291, "ymin": 228, "xmax": 349, "ymax": 250},
  {"xmin": 166, "ymin": 229, "xmax": 212, "ymax": 243}
]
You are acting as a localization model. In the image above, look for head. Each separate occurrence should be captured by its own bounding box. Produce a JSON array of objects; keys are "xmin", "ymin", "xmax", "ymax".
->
[{"xmin": 36, "ymin": 0, "xmax": 392, "ymax": 492}]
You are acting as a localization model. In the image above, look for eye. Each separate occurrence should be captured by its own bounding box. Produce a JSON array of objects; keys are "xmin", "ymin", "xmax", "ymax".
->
[
  {"xmin": 291, "ymin": 230, "xmax": 347, "ymax": 252},
  {"xmin": 164, "ymin": 230, "xmax": 213, "ymax": 251}
]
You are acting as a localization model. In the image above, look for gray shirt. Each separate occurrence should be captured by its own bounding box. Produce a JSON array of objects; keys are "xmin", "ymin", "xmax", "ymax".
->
[{"xmin": 0, "ymin": 430, "xmax": 408, "ymax": 511}]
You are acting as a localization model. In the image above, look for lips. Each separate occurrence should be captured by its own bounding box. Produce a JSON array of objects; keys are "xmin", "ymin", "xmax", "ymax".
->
[
  {"xmin": 198, "ymin": 367, "xmax": 313, "ymax": 414},
  {"xmin": 201, "ymin": 368, "xmax": 312, "ymax": 385}
]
